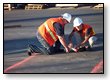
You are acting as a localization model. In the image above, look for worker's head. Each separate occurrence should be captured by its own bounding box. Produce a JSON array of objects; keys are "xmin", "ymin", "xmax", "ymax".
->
[
  {"xmin": 73, "ymin": 17, "xmax": 83, "ymax": 31},
  {"xmin": 61, "ymin": 13, "xmax": 72, "ymax": 23}
]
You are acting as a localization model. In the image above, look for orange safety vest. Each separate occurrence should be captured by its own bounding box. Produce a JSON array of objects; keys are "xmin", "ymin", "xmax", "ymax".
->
[
  {"xmin": 38, "ymin": 17, "xmax": 65, "ymax": 46},
  {"xmin": 74, "ymin": 24, "xmax": 95, "ymax": 37}
]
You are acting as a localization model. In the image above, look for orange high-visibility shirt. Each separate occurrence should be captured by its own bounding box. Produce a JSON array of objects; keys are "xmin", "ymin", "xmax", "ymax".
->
[
  {"xmin": 38, "ymin": 17, "xmax": 65, "ymax": 46},
  {"xmin": 74, "ymin": 24, "xmax": 95, "ymax": 37}
]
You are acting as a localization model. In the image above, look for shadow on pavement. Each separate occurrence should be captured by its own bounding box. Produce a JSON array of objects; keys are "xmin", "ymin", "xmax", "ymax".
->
[{"xmin": 95, "ymin": 33, "xmax": 103, "ymax": 45}]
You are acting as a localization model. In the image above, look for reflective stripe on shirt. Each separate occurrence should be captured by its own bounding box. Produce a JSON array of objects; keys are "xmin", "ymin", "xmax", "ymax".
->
[{"xmin": 44, "ymin": 22, "xmax": 57, "ymax": 41}]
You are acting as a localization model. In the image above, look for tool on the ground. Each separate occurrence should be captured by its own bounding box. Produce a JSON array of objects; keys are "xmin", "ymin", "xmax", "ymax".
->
[{"xmin": 71, "ymin": 48, "xmax": 78, "ymax": 52}]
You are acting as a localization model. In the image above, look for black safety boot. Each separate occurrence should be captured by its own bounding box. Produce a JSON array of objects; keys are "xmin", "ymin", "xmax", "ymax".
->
[
  {"xmin": 27, "ymin": 46, "xmax": 35, "ymax": 56},
  {"xmin": 28, "ymin": 51, "xmax": 32, "ymax": 56},
  {"xmin": 28, "ymin": 44, "xmax": 50, "ymax": 55}
]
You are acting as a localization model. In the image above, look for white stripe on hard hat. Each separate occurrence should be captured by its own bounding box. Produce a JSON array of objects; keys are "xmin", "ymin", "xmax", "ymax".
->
[
  {"xmin": 61, "ymin": 13, "xmax": 72, "ymax": 23},
  {"xmin": 73, "ymin": 17, "xmax": 83, "ymax": 27}
]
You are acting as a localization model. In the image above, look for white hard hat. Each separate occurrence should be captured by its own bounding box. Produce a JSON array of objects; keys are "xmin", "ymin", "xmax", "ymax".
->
[
  {"xmin": 61, "ymin": 13, "xmax": 72, "ymax": 23},
  {"xmin": 73, "ymin": 17, "xmax": 83, "ymax": 27}
]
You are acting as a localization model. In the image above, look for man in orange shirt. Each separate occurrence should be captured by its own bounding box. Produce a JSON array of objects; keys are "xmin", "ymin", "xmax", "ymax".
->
[
  {"xmin": 68, "ymin": 17, "xmax": 97, "ymax": 52},
  {"xmin": 28, "ymin": 13, "xmax": 72, "ymax": 56}
]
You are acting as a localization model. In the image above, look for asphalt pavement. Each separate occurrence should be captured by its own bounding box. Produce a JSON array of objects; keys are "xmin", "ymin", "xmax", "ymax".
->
[{"xmin": 4, "ymin": 7, "xmax": 104, "ymax": 73}]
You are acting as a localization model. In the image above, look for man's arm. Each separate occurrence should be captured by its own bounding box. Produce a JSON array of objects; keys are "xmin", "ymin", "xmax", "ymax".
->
[
  {"xmin": 54, "ymin": 22, "xmax": 70, "ymax": 53},
  {"xmin": 76, "ymin": 28, "xmax": 92, "ymax": 48},
  {"xmin": 57, "ymin": 35, "xmax": 70, "ymax": 53}
]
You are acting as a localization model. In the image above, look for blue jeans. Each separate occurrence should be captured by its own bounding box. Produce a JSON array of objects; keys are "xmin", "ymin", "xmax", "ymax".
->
[{"xmin": 36, "ymin": 32, "xmax": 62, "ymax": 54}]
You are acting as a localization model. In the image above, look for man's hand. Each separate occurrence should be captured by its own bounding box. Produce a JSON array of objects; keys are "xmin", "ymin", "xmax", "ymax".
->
[
  {"xmin": 68, "ymin": 43, "xmax": 78, "ymax": 52},
  {"xmin": 71, "ymin": 48, "xmax": 78, "ymax": 52},
  {"xmin": 73, "ymin": 45, "xmax": 80, "ymax": 52},
  {"xmin": 65, "ymin": 47, "xmax": 70, "ymax": 53},
  {"xmin": 57, "ymin": 35, "xmax": 70, "ymax": 53}
]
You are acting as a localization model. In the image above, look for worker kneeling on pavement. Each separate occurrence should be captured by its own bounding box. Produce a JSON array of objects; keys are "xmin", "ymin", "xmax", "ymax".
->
[
  {"xmin": 68, "ymin": 17, "xmax": 97, "ymax": 52},
  {"xmin": 28, "ymin": 13, "xmax": 72, "ymax": 56}
]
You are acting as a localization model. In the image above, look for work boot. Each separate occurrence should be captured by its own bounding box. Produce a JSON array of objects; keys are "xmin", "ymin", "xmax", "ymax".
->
[
  {"xmin": 28, "ymin": 44, "xmax": 50, "ymax": 55},
  {"xmin": 28, "ymin": 51, "xmax": 32, "ymax": 56},
  {"xmin": 27, "ymin": 47, "xmax": 33, "ymax": 56},
  {"xmin": 27, "ymin": 44, "xmax": 39, "ymax": 56}
]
